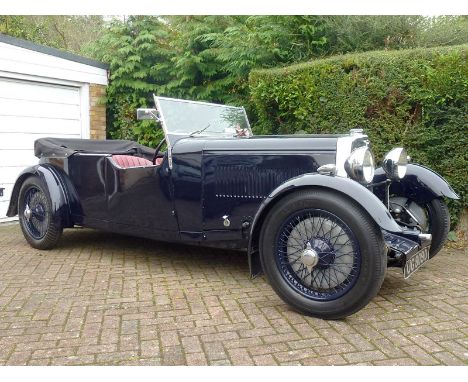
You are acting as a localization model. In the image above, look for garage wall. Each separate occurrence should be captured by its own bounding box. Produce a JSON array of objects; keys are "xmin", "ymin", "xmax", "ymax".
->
[
  {"xmin": 90, "ymin": 84, "xmax": 106, "ymax": 140},
  {"xmin": 0, "ymin": 36, "xmax": 108, "ymax": 222},
  {"xmin": 0, "ymin": 77, "xmax": 86, "ymax": 220}
]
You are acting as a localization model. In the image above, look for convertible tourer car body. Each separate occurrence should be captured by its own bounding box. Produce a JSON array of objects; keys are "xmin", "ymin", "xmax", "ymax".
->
[{"xmin": 7, "ymin": 96, "xmax": 459, "ymax": 318}]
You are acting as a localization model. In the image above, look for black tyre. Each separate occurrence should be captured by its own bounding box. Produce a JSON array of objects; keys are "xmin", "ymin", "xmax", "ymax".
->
[
  {"xmin": 18, "ymin": 176, "xmax": 62, "ymax": 250},
  {"xmin": 425, "ymin": 199, "xmax": 450, "ymax": 258},
  {"xmin": 259, "ymin": 189, "xmax": 386, "ymax": 319},
  {"xmin": 390, "ymin": 197, "xmax": 450, "ymax": 259}
]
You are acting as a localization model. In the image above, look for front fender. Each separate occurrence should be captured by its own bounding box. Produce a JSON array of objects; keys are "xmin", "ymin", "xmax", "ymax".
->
[
  {"xmin": 373, "ymin": 163, "xmax": 459, "ymax": 204},
  {"xmin": 254, "ymin": 173, "xmax": 403, "ymax": 234},
  {"xmin": 247, "ymin": 173, "xmax": 403, "ymax": 276},
  {"xmin": 6, "ymin": 164, "xmax": 74, "ymax": 227}
]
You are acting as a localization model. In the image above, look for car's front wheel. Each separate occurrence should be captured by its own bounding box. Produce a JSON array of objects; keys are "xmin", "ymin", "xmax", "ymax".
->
[
  {"xmin": 18, "ymin": 176, "xmax": 62, "ymax": 250},
  {"xmin": 259, "ymin": 189, "xmax": 386, "ymax": 319},
  {"xmin": 389, "ymin": 196, "xmax": 450, "ymax": 259}
]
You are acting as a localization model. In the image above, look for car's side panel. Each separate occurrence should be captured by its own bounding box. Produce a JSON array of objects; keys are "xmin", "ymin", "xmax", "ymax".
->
[
  {"xmin": 202, "ymin": 152, "xmax": 335, "ymax": 236},
  {"xmin": 170, "ymin": 136, "xmax": 338, "ymax": 248},
  {"xmin": 105, "ymin": 157, "xmax": 179, "ymax": 233},
  {"xmin": 67, "ymin": 154, "xmax": 108, "ymax": 223},
  {"xmin": 201, "ymin": 137, "xmax": 338, "ymax": 243},
  {"xmin": 372, "ymin": 163, "xmax": 460, "ymax": 203}
]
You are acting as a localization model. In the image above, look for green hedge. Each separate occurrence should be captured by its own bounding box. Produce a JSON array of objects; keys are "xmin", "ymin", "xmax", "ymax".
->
[{"xmin": 249, "ymin": 45, "xmax": 467, "ymax": 228}]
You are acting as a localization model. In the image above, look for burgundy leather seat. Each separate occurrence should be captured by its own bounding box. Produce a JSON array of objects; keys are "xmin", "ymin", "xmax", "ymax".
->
[{"xmin": 111, "ymin": 155, "xmax": 163, "ymax": 168}]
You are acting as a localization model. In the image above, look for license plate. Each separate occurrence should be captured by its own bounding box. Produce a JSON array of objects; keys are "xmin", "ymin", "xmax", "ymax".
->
[{"xmin": 403, "ymin": 247, "xmax": 430, "ymax": 279}]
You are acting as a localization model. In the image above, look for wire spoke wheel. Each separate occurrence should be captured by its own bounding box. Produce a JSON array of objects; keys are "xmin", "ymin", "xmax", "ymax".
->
[
  {"xmin": 275, "ymin": 209, "xmax": 361, "ymax": 301},
  {"xmin": 260, "ymin": 190, "xmax": 386, "ymax": 318},
  {"xmin": 18, "ymin": 177, "xmax": 63, "ymax": 250},
  {"xmin": 23, "ymin": 186, "xmax": 50, "ymax": 240}
]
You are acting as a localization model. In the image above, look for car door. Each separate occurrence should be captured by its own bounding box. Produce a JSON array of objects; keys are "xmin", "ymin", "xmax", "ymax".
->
[
  {"xmin": 105, "ymin": 156, "xmax": 179, "ymax": 236},
  {"xmin": 169, "ymin": 141, "xmax": 204, "ymax": 238}
]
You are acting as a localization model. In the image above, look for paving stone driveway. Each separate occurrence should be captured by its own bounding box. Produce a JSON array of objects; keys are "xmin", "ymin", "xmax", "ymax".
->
[{"xmin": 0, "ymin": 223, "xmax": 466, "ymax": 366}]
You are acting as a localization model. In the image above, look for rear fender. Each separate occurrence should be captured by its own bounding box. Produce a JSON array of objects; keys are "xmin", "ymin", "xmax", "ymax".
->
[
  {"xmin": 248, "ymin": 173, "xmax": 403, "ymax": 276},
  {"xmin": 6, "ymin": 164, "xmax": 77, "ymax": 228},
  {"xmin": 372, "ymin": 163, "xmax": 459, "ymax": 204}
]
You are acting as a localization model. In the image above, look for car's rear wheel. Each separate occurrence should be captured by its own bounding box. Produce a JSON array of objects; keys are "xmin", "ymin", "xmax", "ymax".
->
[
  {"xmin": 259, "ymin": 189, "xmax": 386, "ymax": 319},
  {"xmin": 18, "ymin": 176, "xmax": 62, "ymax": 249}
]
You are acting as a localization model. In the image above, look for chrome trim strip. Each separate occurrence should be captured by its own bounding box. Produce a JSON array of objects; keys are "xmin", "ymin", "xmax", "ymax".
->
[
  {"xmin": 154, "ymin": 95, "xmax": 173, "ymax": 169},
  {"xmin": 242, "ymin": 106, "xmax": 252, "ymax": 133},
  {"xmin": 155, "ymin": 96, "xmax": 245, "ymax": 109}
]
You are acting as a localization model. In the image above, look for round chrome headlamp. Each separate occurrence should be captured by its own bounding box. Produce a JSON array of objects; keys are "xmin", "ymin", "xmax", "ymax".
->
[
  {"xmin": 344, "ymin": 146, "xmax": 375, "ymax": 184},
  {"xmin": 382, "ymin": 148, "xmax": 407, "ymax": 179}
]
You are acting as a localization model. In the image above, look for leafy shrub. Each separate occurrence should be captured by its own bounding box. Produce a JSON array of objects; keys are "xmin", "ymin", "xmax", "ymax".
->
[{"xmin": 249, "ymin": 45, "xmax": 468, "ymax": 227}]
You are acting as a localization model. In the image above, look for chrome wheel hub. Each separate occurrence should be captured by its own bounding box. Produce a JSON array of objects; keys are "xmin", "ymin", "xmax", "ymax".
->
[
  {"xmin": 301, "ymin": 242, "xmax": 318, "ymax": 271},
  {"xmin": 24, "ymin": 205, "xmax": 32, "ymax": 221}
]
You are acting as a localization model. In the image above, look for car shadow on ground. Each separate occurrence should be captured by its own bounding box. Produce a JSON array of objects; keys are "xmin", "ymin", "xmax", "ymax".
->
[
  {"xmin": 57, "ymin": 227, "xmax": 250, "ymax": 272},
  {"xmin": 54, "ymin": 227, "xmax": 409, "ymax": 296}
]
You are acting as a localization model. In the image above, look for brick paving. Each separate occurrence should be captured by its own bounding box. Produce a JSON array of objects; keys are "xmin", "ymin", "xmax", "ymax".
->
[{"xmin": 0, "ymin": 223, "xmax": 467, "ymax": 366}]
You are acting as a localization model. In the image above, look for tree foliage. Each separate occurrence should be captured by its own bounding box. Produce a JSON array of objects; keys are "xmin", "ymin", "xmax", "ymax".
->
[
  {"xmin": 91, "ymin": 16, "xmax": 336, "ymax": 143},
  {"xmin": 0, "ymin": 15, "xmax": 104, "ymax": 55},
  {"xmin": 86, "ymin": 15, "xmax": 468, "ymax": 145},
  {"xmin": 321, "ymin": 16, "xmax": 422, "ymax": 53},
  {"xmin": 88, "ymin": 16, "xmax": 174, "ymax": 145}
]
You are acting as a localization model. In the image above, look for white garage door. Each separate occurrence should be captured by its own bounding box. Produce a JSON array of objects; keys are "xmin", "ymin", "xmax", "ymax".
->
[{"xmin": 0, "ymin": 77, "xmax": 83, "ymax": 221}]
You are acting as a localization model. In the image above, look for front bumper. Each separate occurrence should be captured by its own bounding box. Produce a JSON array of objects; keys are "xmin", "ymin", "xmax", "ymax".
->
[{"xmin": 384, "ymin": 230, "xmax": 432, "ymax": 268}]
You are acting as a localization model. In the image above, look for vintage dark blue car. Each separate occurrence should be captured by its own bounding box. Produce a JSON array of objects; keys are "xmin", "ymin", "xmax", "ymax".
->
[{"xmin": 7, "ymin": 96, "xmax": 459, "ymax": 318}]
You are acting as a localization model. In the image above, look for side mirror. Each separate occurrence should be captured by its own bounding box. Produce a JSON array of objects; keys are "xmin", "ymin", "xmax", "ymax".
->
[{"xmin": 136, "ymin": 108, "xmax": 158, "ymax": 120}]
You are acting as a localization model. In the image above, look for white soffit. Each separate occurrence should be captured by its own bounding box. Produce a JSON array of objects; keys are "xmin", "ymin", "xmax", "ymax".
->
[{"xmin": 0, "ymin": 42, "xmax": 108, "ymax": 85}]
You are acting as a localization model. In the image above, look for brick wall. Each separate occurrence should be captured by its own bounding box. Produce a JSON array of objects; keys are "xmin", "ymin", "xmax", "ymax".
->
[
  {"xmin": 458, "ymin": 208, "xmax": 468, "ymax": 239},
  {"xmin": 89, "ymin": 84, "xmax": 106, "ymax": 140}
]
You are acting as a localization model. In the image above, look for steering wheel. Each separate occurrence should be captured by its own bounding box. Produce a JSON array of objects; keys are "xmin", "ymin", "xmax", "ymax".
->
[{"xmin": 152, "ymin": 137, "xmax": 166, "ymax": 165}]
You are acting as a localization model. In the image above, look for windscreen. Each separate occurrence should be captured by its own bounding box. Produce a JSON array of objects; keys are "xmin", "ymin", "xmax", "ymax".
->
[{"xmin": 155, "ymin": 97, "xmax": 251, "ymax": 138}]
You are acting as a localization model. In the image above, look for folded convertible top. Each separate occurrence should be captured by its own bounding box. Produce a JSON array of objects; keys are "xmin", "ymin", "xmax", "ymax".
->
[{"xmin": 34, "ymin": 138, "xmax": 154, "ymax": 159}]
